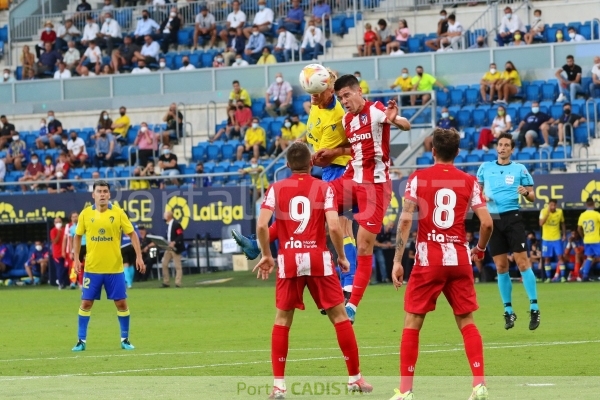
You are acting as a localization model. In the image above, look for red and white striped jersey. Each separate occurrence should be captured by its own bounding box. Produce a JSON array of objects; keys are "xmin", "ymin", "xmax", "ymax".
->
[
  {"xmin": 261, "ymin": 174, "xmax": 336, "ymax": 278},
  {"xmin": 342, "ymin": 100, "xmax": 391, "ymax": 184},
  {"xmin": 404, "ymin": 164, "xmax": 486, "ymax": 267}
]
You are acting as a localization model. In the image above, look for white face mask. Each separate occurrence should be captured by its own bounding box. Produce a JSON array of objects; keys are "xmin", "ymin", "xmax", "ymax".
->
[
  {"xmin": 68, "ymin": 48, "xmax": 74, "ymax": 52},
  {"xmin": 284, "ymin": 122, "xmax": 291, "ymax": 128},
  {"xmin": 236, "ymin": 58, "xmax": 242, "ymax": 64},
  {"xmin": 163, "ymin": 149, "xmax": 170, "ymax": 155},
  {"xmin": 275, "ymin": 76, "xmax": 283, "ymax": 83},
  {"xmin": 35, "ymin": 245, "xmax": 43, "ymax": 251},
  {"xmin": 355, "ymin": 76, "xmax": 361, "ymax": 82},
  {"xmin": 531, "ymin": 107, "xmax": 539, "ymax": 114},
  {"xmin": 141, "ymin": 126, "xmax": 147, "ymax": 132},
  {"xmin": 12, "ymin": 135, "xmax": 19, "ymax": 141},
  {"xmin": 251, "ymin": 122, "xmax": 259, "ymax": 129},
  {"xmin": 439, "ymin": 15, "xmax": 446, "ymax": 20},
  {"xmin": 31, "ymin": 159, "xmax": 38, "ymax": 164},
  {"xmin": 56, "ymin": 171, "xmax": 64, "ymax": 178},
  {"xmin": 506, "ymin": 13, "xmax": 512, "ymax": 19},
  {"xmin": 103, "ymin": 114, "xmax": 108, "ymax": 120},
  {"xmin": 170, "ymin": 12, "xmax": 176, "ymax": 17},
  {"xmin": 251, "ymin": 163, "xmax": 258, "ymax": 168},
  {"xmin": 401, "ymin": 73, "xmax": 408, "ymax": 78},
  {"xmin": 159, "ymin": 61, "xmax": 166, "ymax": 68},
  {"xmin": 55, "ymin": 222, "xmax": 63, "ymax": 229},
  {"xmin": 3, "ymin": 73, "xmax": 9, "ymax": 79},
  {"xmin": 105, "ymin": 18, "xmax": 111, "ymax": 23},
  {"xmin": 569, "ymin": 32, "xmax": 575, "ymax": 39},
  {"xmin": 441, "ymin": 112, "xmax": 449, "ymax": 119},
  {"xmin": 45, "ymin": 27, "xmax": 51, "ymax": 32},
  {"xmin": 40, "ymin": 122, "xmax": 45, "ymax": 127},
  {"xmin": 48, "ymin": 116, "xmax": 54, "ymax": 122},
  {"xmin": 216, "ymin": 57, "xmax": 223, "ymax": 63},
  {"xmin": 252, "ymin": 31, "xmax": 259, "ymax": 36},
  {"xmin": 490, "ymin": 68, "xmax": 496, "ymax": 74}
]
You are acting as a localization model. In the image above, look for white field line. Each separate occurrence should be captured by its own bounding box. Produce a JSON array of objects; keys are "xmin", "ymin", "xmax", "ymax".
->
[{"xmin": 0, "ymin": 340, "xmax": 597, "ymax": 381}]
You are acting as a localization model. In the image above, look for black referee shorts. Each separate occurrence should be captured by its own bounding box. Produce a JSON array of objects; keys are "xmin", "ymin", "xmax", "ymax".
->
[
  {"xmin": 121, "ymin": 245, "xmax": 136, "ymax": 266},
  {"xmin": 488, "ymin": 210, "xmax": 528, "ymax": 257}
]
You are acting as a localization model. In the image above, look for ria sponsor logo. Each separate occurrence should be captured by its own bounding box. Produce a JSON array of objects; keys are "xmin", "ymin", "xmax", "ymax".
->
[
  {"xmin": 427, "ymin": 230, "xmax": 460, "ymax": 243},
  {"xmin": 284, "ymin": 237, "xmax": 317, "ymax": 249},
  {"xmin": 90, "ymin": 236, "xmax": 114, "ymax": 242},
  {"xmin": 347, "ymin": 132, "xmax": 372, "ymax": 144}
]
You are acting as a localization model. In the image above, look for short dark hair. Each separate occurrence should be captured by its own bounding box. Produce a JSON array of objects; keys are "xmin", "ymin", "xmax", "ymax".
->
[
  {"xmin": 586, "ymin": 197, "xmax": 595, "ymax": 206},
  {"xmin": 232, "ymin": 80, "xmax": 239, "ymax": 85},
  {"xmin": 448, "ymin": 14, "xmax": 456, "ymax": 21},
  {"xmin": 549, "ymin": 199, "xmax": 558, "ymax": 204},
  {"xmin": 432, "ymin": 128, "xmax": 460, "ymax": 162},
  {"xmin": 333, "ymin": 74, "xmax": 360, "ymax": 92},
  {"xmin": 440, "ymin": 9, "xmax": 447, "ymax": 15},
  {"xmin": 567, "ymin": 54, "xmax": 574, "ymax": 60},
  {"xmin": 93, "ymin": 180, "xmax": 111, "ymax": 190},
  {"xmin": 497, "ymin": 132, "xmax": 515, "ymax": 148},
  {"xmin": 286, "ymin": 142, "xmax": 312, "ymax": 172},
  {"xmin": 568, "ymin": 26, "xmax": 576, "ymax": 31},
  {"xmin": 534, "ymin": 9, "xmax": 542, "ymax": 14},
  {"xmin": 377, "ymin": 19, "xmax": 387, "ymax": 27}
]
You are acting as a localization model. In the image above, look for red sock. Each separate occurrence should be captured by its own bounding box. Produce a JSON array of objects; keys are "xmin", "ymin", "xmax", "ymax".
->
[
  {"xmin": 334, "ymin": 320, "xmax": 360, "ymax": 376},
  {"xmin": 269, "ymin": 222, "xmax": 278, "ymax": 243},
  {"xmin": 400, "ymin": 328, "xmax": 419, "ymax": 393},
  {"xmin": 348, "ymin": 255, "xmax": 373, "ymax": 307},
  {"xmin": 271, "ymin": 324, "xmax": 290, "ymax": 379},
  {"xmin": 461, "ymin": 324, "xmax": 485, "ymax": 387},
  {"xmin": 574, "ymin": 262, "xmax": 581, "ymax": 278}
]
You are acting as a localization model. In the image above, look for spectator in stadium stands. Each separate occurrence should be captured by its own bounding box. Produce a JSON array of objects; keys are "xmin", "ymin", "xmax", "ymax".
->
[
  {"xmin": 53, "ymin": 61, "xmax": 72, "ymax": 79},
  {"xmin": 494, "ymin": 61, "xmax": 521, "ymax": 104},
  {"xmin": 524, "ymin": 9, "xmax": 544, "ymax": 45},
  {"xmin": 134, "ymin": 122, "xmax": 157, "ymax": 166},
  {"xmin": 213, "ymin": 53, "xmax": 226, "ymax": 68},
  {"xmin": 0, "ymin": 238, "xmax": 12, "ymax": 273},
  {"xmin": 556, "ymin": 55, "xmax": 583, "ymax": 103},
  {"xmin": 193, "ymin": 161, "xmax": 212, "ymax": 187},
  {"xmin": 179, "ymin": 55, "xmax": 196, "ymax": 70},
  {"xmin": 83, "ymin": 171, "xmax": 100, "ymax": 192},
  {"xmin": 354, "ymin": 71, "xmax": 370, "ymax": 94},
  {"xmin": 390, "ymin": 68, "xmax": 412, "ymax": 105},
  {"xmin": 134, "ymin": 35, "xmax": 160, "ymax": 66},
  {"xmin": 274, "ymin": 26, "xmax": 298, "ymax": 63},
  {"xmin": 56, "ymin": 19, "xmax": 81, "ymax": 51},
  {"xmin": 436, "ymin": 41, "xmax": 453, "ymax": 53},
  {"xmin": 357, "ymin": 23, "xmax": 379, "ymax": 57},
  {"xmin": 130, "ymin": 166, "xmax": 150, "ymax": 190},
  {"xmin": 590, "ymin": 56, "xmax": 600, "ymax": 97},
  {"xmin": 480, "ymin": 63, "xmax": 501, "ymax": 103},
  {"xmin": 134, "ymin": 9, "xmax": 160, "ymax": 46},
  {"xmin": 273, "ymin": 115, "xmax": 306, "ymax": 156},
  {"xmin": 158, "ymin": 57, "xmax": 170, "ymax": 71},
  {"xmin": 110, "ymin": 35, "xmax": 138, "ymax": 73},
  {"xmin": 220, "ymin": 0, "xmax": 247, "ymax": 44},
  {"xmin": 509, "ymin": 31, "xmax": 525, "ymax": 47},
  {"xmin": 35, "ymin": 21, "xmax": 57, "ymax": 58},
  {"xmin": 36, "ymin": 42, "xmax": 62, "ymax": 78},
  {"xmin": 514, "ymin": 101, "xmax": 553, "ymax": 149},
  {"xmin": 377, "ymin": 19, "xmax": 394, "ymax": 53},
  {"xmin": 232, "ymin": 54, "xmax": 250, "ymax": 67},
  {"xmin": 1, "ymin": 68, "xmax": 14, "ymax": 83},
  {"xmin": 100, "ymin": 0, "xmax": 113, "ymax": 13},
  {"xmin": 63, "ymin": 41, "xmax": 80, "ymax": 74},
  {"xmin": 75, "ymin": 0, "xmax": 92, "ymax": 16},
  {"xmin": 301, "ymin": 20, "xmax": 324, "ymax": 61},
  {"xmin": 131, "ymin": 59, "xmax": 151, "ymax": 74},
  {"xmin": 25, "ymin": 68, "xmax": 37, "ymax": 80},
  {"xmin": 257, "ymin": 47, "xmax": 277, "ymax": 65},
  {"xmin": 96, "ymin": 110, "xmax": 113, "ymax": 137},
  {"xmin": 279, "ymin": 0, "xmax": 304, "ymax": 33},
  {"xmin": 211, "ymin": 106, "xmax": 237, "ymax": 142},
  {"xmin": 477, "ymin": 105, "xmax": 512, "ymax": 151},
  {"xmin": 24, "ymin": 241, "xmax": 49, "ymax": 283},
  {"xmin": 425, "ymin": 9, "xmax": 448, "ymax": 51},
  {"xmin": 244, "ymin": 25, "xmax": 267, "ymax": 63},
  {"xmin": 193, "ymin": 6, "xmax": 216, "ymax": 50},
  {"xmin": 265, "ymin": 73, "xmax": 292, "ymax": 117},
  {"xmin": 229, "ymin": 81, "xmax": 252, "ymax": 107},
  {"xmin": 96, "ymin": 12, "xmax": 122, "ymax": 56},
  {"xmin": 142, "ymin": 161, "xmax": 160, "ymax": 188},
  {"xmin": 567, "ymin": 26, "xmax": 586, "ymax": 42},
  {"xmin": 237, "ymin": 117, "xmax": 266, "ymax": 161},
  {"xmin": 78, "ymin": 65, "xmax": 95, "ymax": 77},
  {"xmin": 48, "ymin": 152, "xmax": 73, "ymax": 193},
  {"xmin": 158, "ymin": 7, "xmax": 181, "ymax": 54},
  {"xmin": 529, "ymin": 240, "xmax": 542, "ymax": 268},
  {"xmin": 550, "ymin": 102, "xmax": 586, "ymax": 146},
  {"xmin": 0, "ymin": 115, "xmax": 15, "ymax": 149},
  {"xmin": 58, "ymin": 133, "xmax": 70, "ymax": 154},
  {"xmin": 373, "ymin": 222, "xmax": 393, "ymax": 283},
  {"xmin": 232, "ymin": 100, "xmax": 253, "ymax": 139},
  {"xmin": 20, "ymin": 45, "xmax": 36, "ymax": 79},
  {"xmin": 0, "ymin": 159, "xmax": 5, "ymax": 185},
  {"xmin": 312, "ymin": 0, "xmax": 331, "ymax": 25},
  {"xmin": 101, "ymin": 64, "xmax": 114, "ymax": 75},
  {"xmin": 38, "ymin": 111, "xmax": 63, "ymax": 149},
  {"xmin": 162, "ymin": 103, "xmax": 184, "ymax": 145},
  {"xmin": 112, "ymin": 106, "xmax": 130, "ymax": 143},
  {"xmin": 67, "ymin": 131, "xmax": 88, "ymax": 166},
  {"xmin": 410, "ymin": 65, "xmax": 447, "ymax": 106},
  {"xmin": 6, "ymin": 132, "xmax": 27, "ymax": 171},
  {"xmin": 468, "ymin": 36, "xmax": 487, "ymax": 49},
  {"xmin": 222, "ymin": 28, "xmax": 244, "ymax": 66},
  {"xmin": 158, "ymin": 144, "xmax": 179, "ymax": 188},
  {"xmin": 94, "ymin": 128, "xmax": 116, "ymax": 167},
  {"xmin": 239, "ymin": 156, "xmax": 269, "ymax": 190},
  {"xmin": 77, "ymin": 39, "xmax": 102, "ymax": 75},
  {"xmin": 244, "ymin": 0, "xmax": 273, "ymax": 38},
  {"xmin": 496, "ymin": 6, "xmax": 525, "ymax": 47},
  {"xmin": 440, "ymin": 14, "xmax": 462, "ymax": 49},
  {"xmin": 42, "ymin": 154, "xmax": 56, "ymax": 181},
  {"xmin": 423, "ymin": 107, "xmax": 457, "ymax": 151},
  {"xmin": 19, "ymin": 154, "xmax": 44, "ymax": 191},
  {"xmin": 81, "ymin": 15, "xmax": 99, "ymax": 48},
  {"xmin": 50, "ymin": 217, "xmax": 68, "ymax": 288}
]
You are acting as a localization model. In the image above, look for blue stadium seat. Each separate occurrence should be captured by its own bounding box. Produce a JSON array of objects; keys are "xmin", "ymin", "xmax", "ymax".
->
[
  {"xmin": 435, "ymin": 90, "xmax": 449, "ymax": 107},
  {"xmin": 465, "ymin": 88, "xmax": 479, "ymax": 106},
  {"xmin": 206, "ymin": 142, "xmax": 223, "ymax": 161},
  {"xmin": 519, "ymin": 105, "xmax": 532, "ymax": 121},
  {"xmin": 535, "ymin": 148, "xmax": 552, "ymax": 173},
  {"xmin": 203, "ymin": 161, "xmax": 215, "ymax": 173},
  {"xmin": 201, "ymin": 52, "xmax": 214, "ymax": 68},
  {"xmin": 551, "ymin": 146, "xmax": 571, "ymax": 170},
  {"xmin": 192, "ymin": 144, "xmax": 207, "ymax": 162},
  {"xmin": 331, "ymin": 15, "xmax": 347, "ymax": 35},
  {"xmin": 574, "ymin": 123, "xmax": 590, "ymax": 144},
  {"xmin": 221, "ymin": 143, "xmax": 235, "ymax": 160},
  {"xmin": 517, "ymin": 148, "xmax": 535, "ymax": 161},
  {"xmin": 449, "ymin": 89, "xmax": 465, "ymax": 107},
  {"xmin": 292, "ymin": 96, "xmax": 308, "ymax": 116},
  {"xmin": 482, "ymin": 150, "xmax": 497, "ymax": 162},
  {"xmin": 457, "ymin": 109, "xmax": 472, "ymax": 128},
  {"xmin": 416, "ymin": 152, "xmax": 433, "ymax": 166},
  {"xmin": 460, "ymin": 127, "xmax": 474, "ymax": 149},
  {"xmin": 487, "ymin": 107, "xmax": 500, "ymax": 124},
  {"xmin": 549, "ymin": 104, "xmax": 563, "ymax": 120},
  {"xmin": 270, "ymin": 120, "xmax": 283, "ymax": 137},
  {"xmin": 579, "ymin": 24, "xmax": 592, "ymax": 40},
  {"xmin": 526, "ymin": 85, "xmax": 541, "ymax": 102},
  {"xmin": 251, "ymin": 98, "xmax": 266, "ymax": 118},
  {"xmin": 505, "ymin": 107, "xmax": 518, "ymax": 124},
  {"xmin": 542, "ymin": 83, "xmax": 557, "ymax": 101},
  {"xmin": 407, "ymin": 37, "xmax": 421, "ymax": 53},
  {"xmin": 472, "ymin": 108, "xmax": 487, "ymax": 127}
]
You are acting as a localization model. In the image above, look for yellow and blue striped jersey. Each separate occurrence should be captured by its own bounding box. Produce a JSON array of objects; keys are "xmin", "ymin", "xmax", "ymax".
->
[
  {"xmin": 306, "ymin": 97, "xmax": 351, "ymax": 167},
  {"xmin": 578, "ymin": 209, "xmax": 600, "ymax": 244}
]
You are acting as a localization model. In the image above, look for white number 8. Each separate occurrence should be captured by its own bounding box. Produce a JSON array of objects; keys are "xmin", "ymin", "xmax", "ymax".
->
[
  {"xmin": 433, "ymin": 188, "xmax": 456, "ymax": 229},
  {"xmin": 289, "ymin": 196, "xmax": 311, "ymax": 234}
]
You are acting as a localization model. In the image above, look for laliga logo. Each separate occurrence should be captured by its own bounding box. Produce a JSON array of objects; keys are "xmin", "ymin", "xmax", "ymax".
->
[
  {"xmin": 284, "ymin": 237, "xmax": 303, "ymax": 249},
  {"xmin": 166, "ymin": 196, "xmax": 191, "ymax": 229},
  {"xmin": 427, "ymin": 230, "xmax": 445, "ymax": 243},
  {"xmin": 581, "ymin": 180, "xmax": 600, "ymax": 203},
  {"xmin": 0, "ymin": 202, "xmax": 17, "ymax": 221}
]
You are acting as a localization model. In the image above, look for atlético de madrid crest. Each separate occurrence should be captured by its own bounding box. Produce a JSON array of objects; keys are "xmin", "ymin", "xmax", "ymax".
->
[{"xmin": 360, "ymin": 114, "xmax": 367, "ymax": 125}]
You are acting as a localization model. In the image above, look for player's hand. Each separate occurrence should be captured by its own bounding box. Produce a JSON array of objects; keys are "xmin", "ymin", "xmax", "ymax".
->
[
  {"xmin": 472, "ymin": 245, "xmax": 486, "ymax": 262},
  {"xmin": 391, "ymin": 261, "xmax": 404, "ymax": 290},
  {"xmin": 73, "ymin": 259, "xmax": 81, "ymax": 274},
  {"xmin": 312, "ymin": 149, "xmax": 338, "ymax": 167},
  {"xmin": 135, "ymin": 256, "xmax": 146, "ymax": 274},
  {"xmin": 385, "ymin": 99, "xmax": 399, "ymax": 122},
  {"xmin": 337, "ymin": 256, "xmax": 350, "ymax": 273},
  {"xmin": 517, "ymin": 185, "xmax": 528, "ymax": 196},
  {"xmin": 253, "ymin": 256, "xmax": 275, "ymax": 280}
]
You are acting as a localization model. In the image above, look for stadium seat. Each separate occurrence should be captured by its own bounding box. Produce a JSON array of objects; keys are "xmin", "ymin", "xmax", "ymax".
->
[
  {"xmin": 526, "ymin": 85, "xmax": 541, "ymax": 102},
  {"xmin": 449, "ymin": 89, "xmax": 465, "ymax": 107},
  {"xmin": 435, "ymin": 90, "xmax": 449, "ymax": 107},
  {"xmin": 482, "ymin": 150, "xmax": 497, "ymax": 162},
  {"xmin": 574, "ymin": 123, "xmax": 590, "ymax": 144},
  {"xmin": 252, "ymin": 99, "xmax": 266, "ymax": 118},
  {"xmin": 206, "ymin": 142, "xmax": 222, "ymax": 161},
  {"xmin": 407, "ymin": 37, "xmax": 421, "ymax": 53},
  {"xmin": 542, "ymin": 83, "xmax": 557, "ymax": 101},
  {"xmin": 551, "ymin": 146, "xmax": 571, "ymax": 170},
  {"xmin": 549, "ymin": 104, "xmax": 564, "ymax": 120},
  {"xmin": 472, "ymin": 109, "xmax": 487, "ymax": 127},
  {"xmin": 465, "ymin": 88, "xmax": 479, "ymax": 106},
  {"xmin": 457, "ymin": 109, "xmax": 472, "ymax": 128},
  {"xmin": 221, "ymin": 143, "xmax": 235, "ymax": 161},
  {"xmin": 416, "ymin": 152, "xmax": 433, "ymax": 166},
  {"xmin": 460, "ymin": 127, "xmax": 475, "ymax": 149},
  {"xmin": 192, "ymin": 144, "xmax": 207, "ymax": 162},
  {"xmin": 579, "ymin": 24, "xmax": 592, "ymax": 40}
]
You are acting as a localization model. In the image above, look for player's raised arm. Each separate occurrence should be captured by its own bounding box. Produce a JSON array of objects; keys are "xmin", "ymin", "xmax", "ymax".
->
[
  {"xmin": 325, "ymin": 209, "xmax": 348, "ymax": 272},
  {"xmin": 384, "ymin": 99, "xmax": 411, "ymax": 131},
  {"xmin": 392, "ymin": 199, "xmax": 417, "ymax": 289}
]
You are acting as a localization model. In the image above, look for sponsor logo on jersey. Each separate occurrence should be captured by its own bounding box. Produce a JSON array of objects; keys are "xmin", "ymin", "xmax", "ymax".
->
[
  {"xmin": 348, "ymin": 132, "xmax": 372, "ymax": 144},
  {"xmin": 284, "ymin": 237, "xmax": 317, "ymax": 249},
  {"xmin": 427, "ymin": 230, "xmax": 460, "ymax": 243},
  {"xmin": 90, "ymin": 236, "xmax": 114, "ymax": 242}
]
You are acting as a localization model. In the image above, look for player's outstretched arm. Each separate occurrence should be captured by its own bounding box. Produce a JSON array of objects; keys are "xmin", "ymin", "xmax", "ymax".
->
[
  {"xmin": 392, "ymin": 199, "xmax": 416, "ymax": 289},
  {"xmin": 128, "ymin": 231, "xmax": 146, "ymax": 274},
  {"xmin": 384, "ymin": 99, "xmax": 411, "ymax": 131},
  {"xmin": 253, "ymin": 208, "xmax": 275, "ymax": 279},
  {"xmin": 312, "ymin": 145, "xmax": 351, "ymax": 167},
  {"xmin": 72, "ymin": 234, "xmax": 82, "ymax": 274},
  {"xmin": 472, "ymin": 206, "xmax": 493, "ymax": 262},
  {"xmin": 517, "ymin": 185, "xmax": 535, "ymax": 202},
  {"xmin": 325, "ymin": 210, "xmax": 349, "ymax": 272}
]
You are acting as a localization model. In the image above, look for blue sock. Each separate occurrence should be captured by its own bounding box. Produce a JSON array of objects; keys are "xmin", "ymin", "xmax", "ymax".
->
[
  {"xmin": 582, "ymin": 259, "xmax": 592, "ymax": 278},
  {"xmin": 124, "ymin": 266, "xmax": 134, "ymax": 287},
  {"xmin": 544, "ymin": 266, "xmax": 552, "ymax": 279},
  {"xmin": 78, "ymin": 308, "xmax": 91, "ymax": 341},
  {"xmin": 521, "ymin": 268, "xmax": 539, "ymax": 311},
  {"xmin": 117, "ymin": 309, "xmax": 130, "ymax": 339},
  {"xmin": 497, "ymin": 272, "xmax": 513, "ymax": 314},
  {"xmin": 559, "ymin": 265, "xmax": 566, "ymax": 278}
]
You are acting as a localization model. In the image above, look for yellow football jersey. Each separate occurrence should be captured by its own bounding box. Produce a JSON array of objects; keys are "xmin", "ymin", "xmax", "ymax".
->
[
  {"xmin": 306, "ymin": 97, "xmax": 351, "ymax": 167},
  {"xmin": 76, "ymin": 203, "xmax": 134, "ymax": 273},
  {"xmin": 578, "ymin": 209, "xmax": 600, "ymax": 244},
  {"xmin": 540, "ymin": 208, "xmax": 564, "ymax": 241}
]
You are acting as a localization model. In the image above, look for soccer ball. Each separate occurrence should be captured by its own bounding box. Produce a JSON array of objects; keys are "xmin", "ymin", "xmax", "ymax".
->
[{"xmin": 299, "ymin": 64, "xmax": 331, "ymax": 94}]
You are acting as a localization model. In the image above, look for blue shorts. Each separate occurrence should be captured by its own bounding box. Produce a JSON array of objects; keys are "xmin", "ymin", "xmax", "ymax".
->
[
  {"xmin": 40, "ymin": 134, "xmax": 62, "ymax": 144},
  {"xmin": 322, "ymin": 164, "xmax": 346, "ymax": 182},
  {"xmin": 542, "ymin": 240, "xmax": 563, "ymax": 258},
  {"xmin": 584, "ymin": 243, "xmax": 600, "ymax": 258},
  {"xmin": 82, "ymin": 272, "xmax": 127, "ymax": 301}
]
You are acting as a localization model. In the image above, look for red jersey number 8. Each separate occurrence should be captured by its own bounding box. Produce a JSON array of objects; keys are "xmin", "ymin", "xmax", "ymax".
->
[{"xmin": 433, "ymin": 188, "xmax": 456, "ymax": 229}]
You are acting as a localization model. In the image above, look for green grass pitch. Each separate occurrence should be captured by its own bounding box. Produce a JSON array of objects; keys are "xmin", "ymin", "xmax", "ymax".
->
[{"xmin": 0, "ymin": 271, "xmax": 599, "ymax": 399}]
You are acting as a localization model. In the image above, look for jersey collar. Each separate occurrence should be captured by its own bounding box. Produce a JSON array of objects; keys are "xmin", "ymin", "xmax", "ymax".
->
[
  {"xmin": 92, "ymin": 202, "xmax": 113, "ymax": 210},
  {"xmin": 495, "ymin": 161, "xmax": 513, "ymax": 166},
  {"xmin": 325, "ymin": 96, "xmax": 336, "ymax": 110}
]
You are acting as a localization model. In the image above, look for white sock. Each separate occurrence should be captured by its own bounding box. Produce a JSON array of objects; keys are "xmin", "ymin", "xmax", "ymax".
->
[
  {"xmin": 121, "ymin": 338, "xmax": 127, "ymax": 342},
  {"xmin": 80, "ymin": 339, "xmax": 86, "ymax": 343},
  {"xmin": 347, "ymin": 303, "xmax": 357, "ymax": 312},
  {"xmin": 348, "ymin": 373, "xmax": 361, "ymax": 383},
  {"xmin": 273, "ymin": 379, "xmax": 286, "ymax": 390}
]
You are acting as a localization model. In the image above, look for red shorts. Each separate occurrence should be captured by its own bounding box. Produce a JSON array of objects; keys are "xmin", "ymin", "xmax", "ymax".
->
[
  {"xmin": 404, "ymin": 264, "xmax": 478, "ymax": 316},
  {"xmin": 328, "ymin": 178, "xmax": 392, "ymax": 234},
  {"xmin": 276, "ymin": 274, "xmax": 344, "ymax": 311}
]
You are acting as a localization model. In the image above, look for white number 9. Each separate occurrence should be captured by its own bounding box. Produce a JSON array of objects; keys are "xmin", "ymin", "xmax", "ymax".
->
[{"xmin": 289, "ymin": 196, "xmax": 311, "ymax": 234}]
